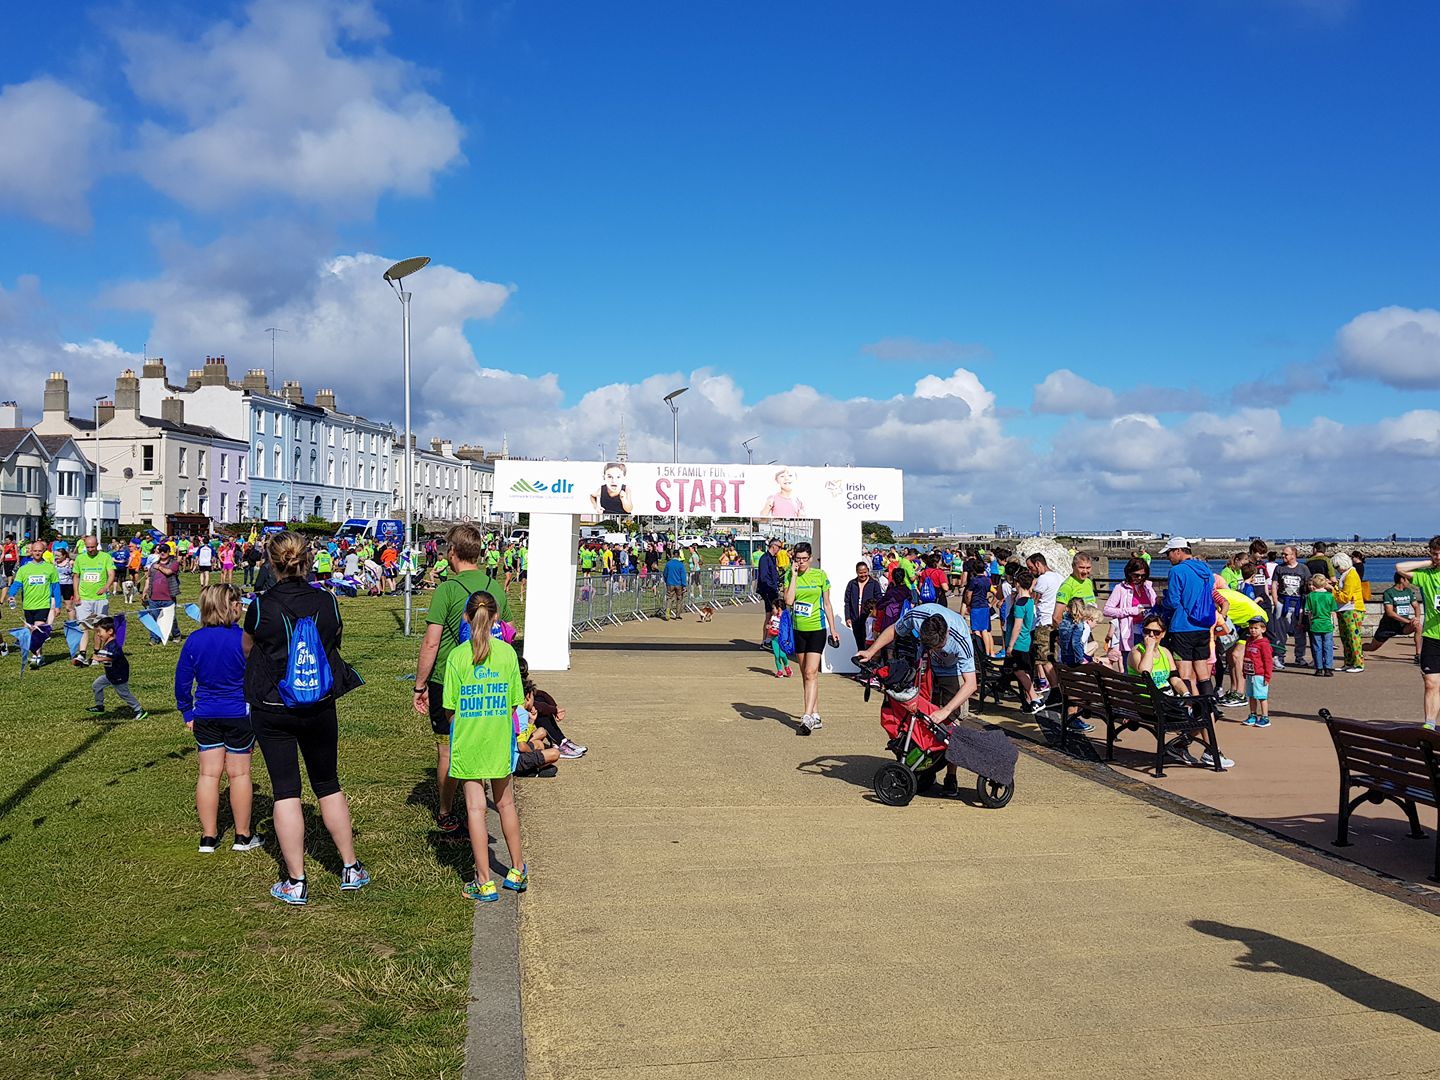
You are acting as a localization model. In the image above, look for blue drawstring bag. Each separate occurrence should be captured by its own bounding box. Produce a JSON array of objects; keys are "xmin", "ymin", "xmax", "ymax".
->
[
  {"xmin": 278, "ymin": 615, "xmax": 333, "ymax": 708},
  {"xmin": 777, "ymin": 608, "xmax": 796, "ymax": 656}
]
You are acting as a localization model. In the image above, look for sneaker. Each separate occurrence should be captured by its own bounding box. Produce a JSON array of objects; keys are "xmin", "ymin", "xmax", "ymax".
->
[
  {"xmin": 1272, "ymin": 659, "xmax": 1286, "ymax": 670},
  {"xmin": 1253, "ymin": 716, "xmax": 1271, "ymax": 729},
  {"xmin": 84, "ymin": 705, "xmax": 105, "ymax": 715},
  {"xmin": 198, "ymin": 835, "xmax": 219, "ymax": 853},
  {"xmin": 1165, "ymin": 740, "xmax": 1199, "ymax": 767},
  {"xmin": 271, "ymin": 877, "xmax": 308, "ymax": 905},
  {"xmin": 1343, "ymin": 666, "xmax": 1364, "ymax": 673},
  {"xmin": 71, "ymin": 657, "xmax": 89, "ymax": 668},
  {"xmin": 1218, "ymin": 693, "xmax": 1247, "ymax": 708},
  {"xmin": 503, "ymin": 864, "xmax": 528, "ymax": 892},
  {"xmin": 1243, "ymin": 715, "xmax": 1258, "ymax": 727},
  {"xmin": 941, "ymin": 773, "xmax": 958, "ymax": 795},
  {"xmin": 464, "ymin": 879, "xmax": 500, "ymax": 902},
  {"xmin": 28, "ymin": 655, "xmax": 41, "ymax": 668},
  {"xmin": 1324, "ymin": 669, "xmax": 1335, "ymax": 677},
  {"xmin": 1024, "ymin": 699, "xmax": 1047, "ymax": 714},
  {"xmin": 232, "ymin": 833, "xmax": 264, "ymax": 851},
  {"xmin": 435, "ymin": 812, "xmax": 467, "ymax": 836},
  {"xmin": 340, "ymin": 862, "xmax": 371, "ymax": 891},
  {"xmin": 783, "ymin": 666, "xmax": 793, "ymax": 677},
  {"xmin": 773, "ymin": 669, "xmax": 784, "ymax": 678},
  {"xmin": 1424, "ymin": 720, "xmax": 1437, "ymax": 732},
  {"xmin": 1199, "ymin": 749, "xmax": 1235, "ymax": 769},
  {"xmin": 1066, "ymin": 718, "xmax": 1095, "ymax": 733},
  {"xmin": 132, "ymin": 711, "xmax": 149, "ymax": 720},
  {"xmin": 808, "ymin": 714, "xmax": 823, "ymax": 732},
  {"xmin": 558, "ymin": 739, "xmax": 585, "ymax": 759},
  {"xmin": 797, "ymin": 713, "xmax": 814, "ymax": 736}
]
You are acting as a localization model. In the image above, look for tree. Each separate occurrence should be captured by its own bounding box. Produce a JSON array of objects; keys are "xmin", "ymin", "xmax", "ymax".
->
[
  {"xmin": 36, "ymin": 505, "xmax": 59, "ymax": 542},
  {"xmin": 863, "ymin": 522, "xmax": 895, "ymax": 544}
]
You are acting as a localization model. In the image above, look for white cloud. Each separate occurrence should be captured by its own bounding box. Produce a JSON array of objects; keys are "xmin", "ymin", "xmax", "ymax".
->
[
  {"xmin": 1032, "ymin": 369, "xmax": 1212, "ymax": 419},
  {"xmin": 0, "ymin": 79, "xmax": 111, "ymax": 229},
  {"xmin": 1336, "ymin": 306, "xmax": 1440, "ymax": 389},
  {"xmin": 119, "ymin": 0, "xmax": 464, "ymax": 213}
]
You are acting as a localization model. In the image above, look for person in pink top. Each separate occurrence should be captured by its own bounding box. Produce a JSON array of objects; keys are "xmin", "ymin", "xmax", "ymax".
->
[
  {"xmin": 1103, "ymin": 558, "xmax": 1156, "ymax": 666},
  {"xmin": 759, "ymin": 468, "xmax": 805, "ymax": 519}
]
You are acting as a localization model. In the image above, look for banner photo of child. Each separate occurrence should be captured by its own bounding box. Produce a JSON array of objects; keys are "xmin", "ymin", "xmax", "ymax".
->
[{"xmin": 590, "ymin": 462, "xmax": 633, "ymax": 516}]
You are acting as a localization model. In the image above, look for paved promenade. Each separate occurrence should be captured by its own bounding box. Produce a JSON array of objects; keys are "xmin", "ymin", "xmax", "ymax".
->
[{"xmin": 501, "ymin": 608, "xmax": 1440, "ymax": 1080}]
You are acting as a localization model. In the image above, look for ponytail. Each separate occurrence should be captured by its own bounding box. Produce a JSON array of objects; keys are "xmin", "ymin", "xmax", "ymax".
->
[{"xmin": 466, "ymin": 590, "xmax": 499, "ymax": 667}]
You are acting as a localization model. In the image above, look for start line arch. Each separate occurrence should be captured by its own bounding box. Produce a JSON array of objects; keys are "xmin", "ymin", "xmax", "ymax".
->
[{"xmin": 493, "ymin": 460, "xmax": 905, "ymax": 672}]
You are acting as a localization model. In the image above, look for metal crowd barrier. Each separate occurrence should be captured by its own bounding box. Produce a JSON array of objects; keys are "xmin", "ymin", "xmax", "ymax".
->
[{"xmin": 571, "ymin": 567, "xmax": 758, "ymax": 636}]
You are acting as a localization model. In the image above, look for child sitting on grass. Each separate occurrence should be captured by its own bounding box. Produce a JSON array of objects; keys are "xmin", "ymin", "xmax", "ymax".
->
[
  {"xmin": 442, "ymin": 590, "xmax": 527, "ymax": 903},
  {"xmin": 1242, "ymin": 616, "xmax": 1273, "ymax": 728},
  {"xmin": 513, "ymin": 682, "xmax": 563, "ymax": 777},
  {"xmin": 85, "ymin": 617, "xmax": 147, "ymax": 720},
  {"xmin": 518, "ymin": 658, "xmax": 586, "ymax": 759}
]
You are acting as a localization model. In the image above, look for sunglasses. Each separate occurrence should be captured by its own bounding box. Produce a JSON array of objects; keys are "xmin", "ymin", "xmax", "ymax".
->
[{"xmin": 1143, "ymin": 627, "xmax": 1163, "ymax": 636}]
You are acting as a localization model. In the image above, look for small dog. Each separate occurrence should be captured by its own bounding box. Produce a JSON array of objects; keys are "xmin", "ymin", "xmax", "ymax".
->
[{"xmin": 697, "ymin": 605, "xmax": 715, "ymax": 623}]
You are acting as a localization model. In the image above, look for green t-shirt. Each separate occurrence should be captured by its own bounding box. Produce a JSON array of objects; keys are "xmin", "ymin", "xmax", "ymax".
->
[
  {"xmin": 485, "ymin": 550, "xmax": 500, "ymax": 570},
  {"xmin": 441, "ymin": 640, "xmax": 524, "ymax": 780},
  {"xmin": 314, "ymin": 551, "xmax": 333, "ymax": 573},
  {"xmin": 434, "ymin": 558, "xmax": 450, "ymax": 579},
  {"xmin": 425, "ymin": 568, "xmax": 512, "ymax": 686},
  {"xmin": 73, "ymin": 552, "xmax": 112, "ymax": 602},
  {"xmin": 1305, "ymin": 589, "xmax": 1337, "ymax": 634},
  {"xmin": 177, "ymin": 539, "xmax": 191, "ymax": 553},
  {"xmin": 140, "ymin": 540, "xmax": 154, "ymax": 555},
  {"xmin": 786, "ymin": 567, "xmax": 831, "ymax": 632},
  {"xmin": 1411, "ymin": 567, "xmax": 1440, "ymax": 641},
  {"xmin": 1220, "ymin": 567, "xmax": 1242, "ymax": 589},
  {"xmin": 579, "ymin": 549, "xmax": 595, "ymax": 571},
  {"xmin": 14, "ymin": 559, "xmax": 59, "ymax": 611},
  {"xmin": 897, "ymin": 558, "xmax": 916, "ymax": 587},
  {"xmin": 1056, "ymin": 575, "xmax": 1097, "ymax": 608},
  {"xmin": 1382, "ymin": 585, "xmax": 1418, "ymax": 623}
]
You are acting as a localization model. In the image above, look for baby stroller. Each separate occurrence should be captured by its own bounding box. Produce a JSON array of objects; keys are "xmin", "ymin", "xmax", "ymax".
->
[{"xmin": 856, "ymin": 651, "xmax": 1017, "ymax": 809}]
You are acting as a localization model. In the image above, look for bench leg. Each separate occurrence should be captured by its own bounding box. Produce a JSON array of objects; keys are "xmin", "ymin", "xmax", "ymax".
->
[
  {"xmin": 1334, "ymin": 780, "xmax": 1353, "ymax": 847},
  {"xmin": 1154, "ymin": 729, "xmax": 1167, "ymax": 779},
  {"xmin": 1432, "ymin": 833, "xmax": 1439, "ymax": 884},
  {"xmin": 1205, "ymin": 718, "xmax": 1222, "ymax": 773},
  {"xmin": 1401, "ymin": 799, "xmax": 1428, "ymax": 841},
  {"xmin": 1105, "ymin": 722, "xmax": 1116, "ymax": 762}
]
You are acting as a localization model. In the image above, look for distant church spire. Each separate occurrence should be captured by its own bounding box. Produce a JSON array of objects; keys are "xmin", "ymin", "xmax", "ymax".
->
[
  {"xmin": 616, "ymin": 413, "xmax": 629, "ymax": 462},
  {"xmin": 500, "ymin": 431, "xmax": 509, "ymax": 458}
]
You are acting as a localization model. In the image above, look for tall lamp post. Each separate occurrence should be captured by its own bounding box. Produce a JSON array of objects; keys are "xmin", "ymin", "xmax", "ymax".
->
[
  {"xmin": 663, "ymin": 386, "xmax": 688, "ymax": 541},
  {"xmin": 741, "ymin": 435, "xmax": 759, "ymax": 465},
  {"xmin": 383, "ymin": 255, "xmax": 431, "ymax": 636},
  {"xmin": 91, "ymin": 396, "xmax": 106, "ymax": 539}
]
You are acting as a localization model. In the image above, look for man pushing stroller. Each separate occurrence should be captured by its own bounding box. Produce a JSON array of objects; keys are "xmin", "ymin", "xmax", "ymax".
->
[{"xmin": 856, "ymin": 603, "xmax": 979, "ymax": 795}]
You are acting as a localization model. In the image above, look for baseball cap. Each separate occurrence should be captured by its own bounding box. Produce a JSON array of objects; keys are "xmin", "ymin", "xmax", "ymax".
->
[
  {"xmin": 1162, "ymin": 536, "xmax": 1190, "ymax": 552},
  {"xmin": 1247, "ymin": 616, "xmax": 1267, "ymax": 626}
]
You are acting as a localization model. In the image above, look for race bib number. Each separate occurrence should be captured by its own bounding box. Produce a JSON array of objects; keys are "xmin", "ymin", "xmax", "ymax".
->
[
  {"xmin": 793, "ymin": 601, "xmax": 814, "ymax": 618},
  {"xmin": 27, "ymin": 574, "xmax": 45, "ymax": 586},
  {"xmin": 82, "ymin": 571, "xmax": 102, "ymax": 584}
]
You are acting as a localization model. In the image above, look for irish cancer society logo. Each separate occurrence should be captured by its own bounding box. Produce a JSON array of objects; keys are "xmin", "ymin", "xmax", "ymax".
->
[{"xmin": 509, "ymin": 478, "xmax": 576, "ymax": 495}]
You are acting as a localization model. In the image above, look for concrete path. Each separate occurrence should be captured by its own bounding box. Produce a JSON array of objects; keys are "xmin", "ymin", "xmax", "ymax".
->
[{"xmin": 508, "ymin": 607, "xmax": 1440, "ymax": 1079}]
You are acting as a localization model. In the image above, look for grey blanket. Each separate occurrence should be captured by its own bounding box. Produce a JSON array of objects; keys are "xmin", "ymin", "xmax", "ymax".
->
[{"xmin": 944, "ymin": 726, "xmax": 1019, "ymax": 788}]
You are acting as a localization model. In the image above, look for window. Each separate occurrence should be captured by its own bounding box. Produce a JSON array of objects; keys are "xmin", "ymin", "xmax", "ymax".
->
[
  {"xmin": 238, "ymin": 456, "xmax": 245, "ymax": 483},
  {"xmin": 273, "ymin": 446, "xmax": 281, "ymax": 479},
  {"xmin": 255, "ymin": 411, "xmax": 263, "ymax": 433},
  {"xmin": 310, "ymin": 421, "xmax": 317, "ymax": 443},
  {"xmin": 178, "ymin": 448, "xmax": 188, "ymax": 476},
  {"xmin": 328, "ymin": 426, "xmax": 335, "ymax": 447},
  {"xmin": 359, "ymin": 501, "xmax": 367, "ymax": 517},
  {"xmin": 327, "ymin": 455, "xmax": 335, "ymax": 484},
  {"xmin": 220, "ymin": 455, "xmax": 229, "ymax": 481},
  {"xmin": 177, "ymin": 488, "xmax": 188, "ymax": 512},
  {"xmin": 309, "ymin": 450, "xmax": 317, "ymax": 482},
  {"xmin": 294, "ymin": 449, "xmax": 302, "ymax": 482},
  {"xmin": 342, "ymin": 430, "xmax": 349, "ymax": 450},
  {"xmin": 198, "ymin": 449, "xmax": 207, "ymax": 476},
  {"xmin": 253, "ymin": 447, "xmax": 263, "ymax": 478},
  {"xmin": 142, "ymin": 444, "xmax": 155, "ymax": 473},
  {"xmin": 57, "ymin": 471, "xmax": 80, "ymax": 497},
  {"xmin": 342, "ymin": 458, "xmax": 349, "ymax": 486},
  {"xmin": 260, "ymin": 492, "xmax": 269, "ymax": 518},
  {"xmin": 219, "ymin": 492, "xmax": 228, "ymax": 520},
  {"xmin": 140, "ymin": 488, "xmax": 153, "ymax": 512},
  {"xmin": 331, "ymin": 498, "xmax": 338, "ymax": 519}
]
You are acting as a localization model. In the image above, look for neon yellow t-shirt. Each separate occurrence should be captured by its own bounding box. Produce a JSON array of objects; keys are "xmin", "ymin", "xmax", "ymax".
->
[
  {"xmin": 442, "ymin": 641, "xmax": 524, "ymax": 779},
  {"xmin": 786, "ymin": 567, "xmax": 830, "ymax": 632}
]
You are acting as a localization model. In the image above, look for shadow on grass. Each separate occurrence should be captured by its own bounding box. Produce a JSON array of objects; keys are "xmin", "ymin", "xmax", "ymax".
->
[
  {"xmin": 731, "ymin": 701, "xmax": 805, "ymax": 734},
  {"xmin": 406, "ymin": 775, "xmax": 509, "ymax": 882},
  {"xmin": 1191, "ymin": 920, "xmax": 1440, "ymax": 1032},
  {"xmin": 0, "ymin": 721, "xmax": 122, "ymax": 821}
]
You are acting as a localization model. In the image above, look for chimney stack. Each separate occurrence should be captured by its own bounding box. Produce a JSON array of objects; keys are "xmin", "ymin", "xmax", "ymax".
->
[
  {"xmin": 430, "ymin": 438, "xmax": 444, "ymax": 454},
  {"xmin": 161, "ymin": 397, "xmax": 185, "ymax": 426},
  {"xmin": 0, "ymin": 401, "xmax": 20, "ymax": 427},
  {"xmin": 44, "ymin": 372, "xmax": 70, "ymax": 417},
  {"xmin": 314, "ymin": 388, "xmax": 336, "ymax": 410},
  {"xmin": 142, "ymin": 357, "xmax": 168, "ymax": 382},
  {"xmin": 200, "ymin": 355, "xmax": 229, "ymax": 386},
  {"xmin": 440, "ymin": 439, "xmax": 453, "ymax": 457},
  {"xmin": 242, "ymin": 369, "xmax": 269, "ymax": 393},
  {"xmin": 115, "ymin": 370, "xmax": 141, "ymax": 414},
  {"xmin": 456, "ymin": 444, "xmax": 487, "ymax": 462},
  {"xmin": 97, "ymin": 400, "xmax": 115, "ymax": 425},
  {"xmin": 281, "ymin": 381, "xmax": 304, "ymax": 405},
  {"xmin": 186, "ymin": 369, "xmax": 203, "ymax": 391}
]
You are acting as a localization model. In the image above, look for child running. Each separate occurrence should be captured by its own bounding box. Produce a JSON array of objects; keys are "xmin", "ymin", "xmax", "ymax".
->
[
  {"xmin": 85, "ymin": 617, "xmax": 148, "ymax": 719},
  {"xmin": 1242, "ymin": 616, "xmax": 1274, "ymax": 728},
  {"xmin": 175, "ymin": 584, "xmax": 262, "ymax": 853},
  {"xmin": 442, "ymin": 590, "xmax": 528, "ymax": 902}
]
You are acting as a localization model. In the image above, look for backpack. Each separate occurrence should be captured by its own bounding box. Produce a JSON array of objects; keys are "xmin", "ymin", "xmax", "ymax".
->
[
  {"xmin": 917, "ymin": 575, "xmax": 937, "ymax": 604},
  {"xmin": 277, "ymin": 614, "xmax": 334, "ymax": 708},
  {"xmin": 777, "ymin": 608, "xmax": 796, "ymax": 656}
]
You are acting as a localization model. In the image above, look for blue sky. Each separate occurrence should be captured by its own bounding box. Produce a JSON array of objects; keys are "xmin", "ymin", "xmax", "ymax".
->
[{"xmin": 2, "ymin": 0, "xmax": 1437, "ymax": 534}]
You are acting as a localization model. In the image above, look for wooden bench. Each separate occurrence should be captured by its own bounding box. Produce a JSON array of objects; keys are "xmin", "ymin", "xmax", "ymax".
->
[
  {"xmin": 970, "ymin": 635, "xmax": 1020, "ymax": 714},
  {"xmin": 1322, "ymin": 709, "xmax": 1440, "ymax": 883},
  {"xmin": 1051, "ymin": 665, "xmax": 1224, "ymax": 777}
]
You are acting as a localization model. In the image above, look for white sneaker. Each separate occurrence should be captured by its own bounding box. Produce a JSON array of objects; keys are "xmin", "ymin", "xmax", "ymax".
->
[
  {"xmin": 1199, "ymin": 749, "xmax": 1235, "ymax": 769},
  {"xmin": 808, "ymin": 714, "xmax": 823, "ymax": 731},
  {"xmin": 797, "ymin": 713, "xmax": 815, "ymax": 736}
]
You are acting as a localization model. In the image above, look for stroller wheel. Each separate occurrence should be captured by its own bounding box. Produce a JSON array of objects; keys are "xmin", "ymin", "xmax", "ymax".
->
[
  {"xmin": 975, "ymin": 775, "xmax": 1014, "ymax": 809},
  {"xmin": 873, "ymin": 763, "xmax": 917, "ymax": 807}
]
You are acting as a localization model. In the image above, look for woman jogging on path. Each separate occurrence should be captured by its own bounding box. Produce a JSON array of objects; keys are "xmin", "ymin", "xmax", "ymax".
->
[
  {"xmin": 242, "ymin": 531, "xmax": 367, "ymax": 905},
  {"xmin": 784, "ymin": 542, "xmax": 840, "ymax": 735}
]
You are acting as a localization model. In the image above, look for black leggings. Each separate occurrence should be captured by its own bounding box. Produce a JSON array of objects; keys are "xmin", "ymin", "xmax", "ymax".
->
[
  {"xmin": 253, "ymin": 704, "xmax": 342, "ymax": 801},
  {"xmin": 534, "ymin": 713, "xmax": 567, "ymax": 744}
]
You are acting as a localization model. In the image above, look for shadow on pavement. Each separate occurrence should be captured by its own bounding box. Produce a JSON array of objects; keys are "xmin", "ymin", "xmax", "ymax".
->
[
  {"xmin": 576, "ymin": 640, "xmax": 757, "ymax": 652},
  {"xmin": 796, "ymin": 754, "xmax": 883, "ymax": 788},
  {"xmin": 1191, "ymin": 920, "xmax": 1440, "ymax": 1032},
  {"xmin": 731, "ymin": 701, "xmax": 805, "ymax": 733}
]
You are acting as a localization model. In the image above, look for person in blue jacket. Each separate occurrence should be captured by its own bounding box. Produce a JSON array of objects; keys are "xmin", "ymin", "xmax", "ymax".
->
[
  {"xmin": 1156, "ymin": 537, "xmax": 1234, "ymax": 770},
  {"xmin": 174, "ymin": 584, "xmax": 263, "ymax": 855}
]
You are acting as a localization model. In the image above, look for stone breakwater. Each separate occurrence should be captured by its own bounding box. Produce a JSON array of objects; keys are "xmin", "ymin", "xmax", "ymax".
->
[{"xmin": 1188, "ymin": 541, "xmax": 1429, "ymax": 559}]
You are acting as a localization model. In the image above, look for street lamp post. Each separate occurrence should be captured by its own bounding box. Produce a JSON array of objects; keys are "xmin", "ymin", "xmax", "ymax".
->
[
  {"xmin": 384, "ymin": 255, "xmax": 431, "ymax": 637},
  {"xmin": 663, "ymin": 386, "xmax": 688, "ymax": 541},
  {"xmin": 741, "ymin": 435, "xmax": 759, "ymax": 465},
  {"xmin": 91, "ymin": 396, "xmax": 105, "ymax": 539}
]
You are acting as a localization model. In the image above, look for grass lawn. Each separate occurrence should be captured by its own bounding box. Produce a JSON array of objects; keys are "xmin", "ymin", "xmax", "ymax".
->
[{"xmin": 0, "ymin": 586, "xmax": 525, "ymax": 1079}]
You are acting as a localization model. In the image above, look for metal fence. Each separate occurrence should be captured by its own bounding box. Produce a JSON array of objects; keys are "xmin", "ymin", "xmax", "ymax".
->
[{"xmin": 571, "ymin": 567, "xmax": 758, "ymax": 635}]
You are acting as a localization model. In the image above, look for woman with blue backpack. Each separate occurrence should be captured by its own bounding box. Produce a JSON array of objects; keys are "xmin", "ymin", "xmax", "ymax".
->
[{"xmin": 242, "ymin": 531, "xmax": 367, "ymax": 906}]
